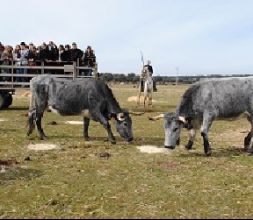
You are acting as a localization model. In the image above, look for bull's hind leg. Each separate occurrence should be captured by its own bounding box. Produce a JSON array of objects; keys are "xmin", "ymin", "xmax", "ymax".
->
[
  {"xmin": 245, "ymin": 114, "xmax": 253, "ymax": 153},
  {"xmin": 27, "ymin": 109, "xmax": 36, "ymax": 136},
  {"xmin": 36, "ymin": 112, "xmax": 46, "ymax": 140},
  {"xmin": 201, "ymin": 113, "xmax": 214, "ymax": 156},
  {"xmin": 83, "ymin": 117, "xmax": 90, "ymax": 141}
]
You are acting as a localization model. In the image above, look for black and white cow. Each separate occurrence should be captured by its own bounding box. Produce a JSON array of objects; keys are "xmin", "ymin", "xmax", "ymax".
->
[
  {"xmin": 28, "ymin": 75, "xmax": 133, "ymax": 144},
  {"xmin": 150, "ymin": 78, "xmax": 253, "ymax": 156}
]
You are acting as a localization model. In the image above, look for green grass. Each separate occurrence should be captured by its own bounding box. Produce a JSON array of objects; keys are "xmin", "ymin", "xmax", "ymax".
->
[{"xmin": 0, "ymin": 85, "xmax": 253, "ymax": 219}]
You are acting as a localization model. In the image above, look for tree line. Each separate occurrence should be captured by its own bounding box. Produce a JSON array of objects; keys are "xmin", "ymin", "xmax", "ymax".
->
[{"xmin": 99, "ymin": 73, "xmax": 253, "ymax": 84}]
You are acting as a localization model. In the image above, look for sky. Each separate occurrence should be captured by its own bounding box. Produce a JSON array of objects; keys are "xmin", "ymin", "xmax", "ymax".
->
[{"xmin": 1, "ymin": 0, "xmax": 253, "ymax": 76}]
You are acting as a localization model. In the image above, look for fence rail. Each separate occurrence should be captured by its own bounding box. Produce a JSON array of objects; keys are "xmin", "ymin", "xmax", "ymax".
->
[{"xmin": 0, "ymin": 60, "xmax": 98, "ymax": 88}]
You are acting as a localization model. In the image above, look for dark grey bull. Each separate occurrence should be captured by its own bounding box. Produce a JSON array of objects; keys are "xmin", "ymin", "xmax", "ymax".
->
[
  {"xmin": 28, "ymin": 75, "xmax": 133, "ymax": 143},
  {"xmin": 150, "ymin": 78, "xmax": 253, "ymax": 156}
]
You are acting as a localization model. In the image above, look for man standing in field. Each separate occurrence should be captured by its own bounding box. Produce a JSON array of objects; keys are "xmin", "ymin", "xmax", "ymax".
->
[{"xmin": 141, "ymin": 60, "xmax": 157, "ymax": 92}]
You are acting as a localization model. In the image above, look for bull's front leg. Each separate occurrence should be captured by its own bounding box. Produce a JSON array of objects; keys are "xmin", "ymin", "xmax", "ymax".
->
[
  {"xmin": 103, "ymin": 122, "xmax": 116, "ymax": 145},
  {"xmin": 185, "ymin": 129, "xmax": 196, "ymax": 150},
  {"xmin": 83, "ymin": 117, "xmax": 90, "ymax": 141},
  {"xmin": 36, "ymin": 112, "xmax": 46, "ymax": 140},
  {"xmin": 92, "ymin": 112, "xmax": 116, "ymax": 144},
  {"xmin": 244, "ymin": 115, "xmax": 253, "ymax": 152}
]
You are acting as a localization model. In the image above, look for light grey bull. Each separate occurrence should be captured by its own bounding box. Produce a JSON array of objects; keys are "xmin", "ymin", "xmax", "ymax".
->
[
  {"xmin": 28, "ymin": 75, "xmax": 133, "ymax": 144},
  {"xmin": 150, "ymin": 78, "xmax": 253, "ymax": 156}
]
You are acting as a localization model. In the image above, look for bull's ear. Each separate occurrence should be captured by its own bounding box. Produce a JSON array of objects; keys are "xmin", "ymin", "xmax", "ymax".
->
[
  {"xmin": 129, "ymin": 111, "xmax": 145, "ymax": 116},
  {"xmin": 117, "ymin": 113, "xmax": 126, "ymax": 122},
  {"xmin": 178, "ymin": 116, "xmax": 187, "ymax": 124},
  {"xmin": 178, "ymin": 117, "xmax": 192, "ymax": 129}
]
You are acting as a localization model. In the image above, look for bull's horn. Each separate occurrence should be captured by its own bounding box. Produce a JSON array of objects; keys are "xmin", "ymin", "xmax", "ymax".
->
[
  {"xmin": 148, "ymin": 114, "xmax": 165, "ymax": 121},
  {"xmin": 178, "ymin": 116, "xmax": 187, "ymax": 124},
  {"xmin": 117, "ymin": 113, "xmax": 125, "ymax": 121},
  {"xmin": 129, "ymin": 111, "xmax": 145, "ymax": 116}
]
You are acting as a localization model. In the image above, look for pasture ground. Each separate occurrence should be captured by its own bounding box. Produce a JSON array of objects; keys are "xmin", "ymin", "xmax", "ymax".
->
[{"xmin": 0, "ymin": 84, "xmax": 253, "ymax": 219}]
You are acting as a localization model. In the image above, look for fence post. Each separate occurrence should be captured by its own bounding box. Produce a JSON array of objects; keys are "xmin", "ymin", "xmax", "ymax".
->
[
  {"xmin": 94, "ymin": 63, "xmax": 98, "ymax": 79},
  {"xmin": 73, "ymin": 62, "xmax": 77, "ymax": 79},
  {"xmin": 77, "ymin": 59, "xmax": 80, "ymax": 77},
  {"xmin": 11, "ymin": 60, "xmax": 14, "ymax": 88},
  {"xmin": 42, "ymin": 61, "xmax": 45, "ymax": 75}
]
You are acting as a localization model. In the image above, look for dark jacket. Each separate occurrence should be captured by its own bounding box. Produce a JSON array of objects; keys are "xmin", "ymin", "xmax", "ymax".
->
[
  {"xmin": 61, "ymin": 50, "xmax": 71, "ymax": 62},
  {"xmin": 144, "ymin": 64, "xmax": 153, "ymax": 74},
  {"xmin": 38, "ymin": 49, "xmax": 51, "ymax": 61},
  {"xmin": 83, "ymin": 50, "xmax": 96, "ymax": 67},
  {"xmin": 27, "ymin": 50, "xmax": 38, "ymax": 61},
  {"xmin": 48, "ymin": 46, "xmax": 59, "ymax": 61},
  {"xmin": 70, "ymin": 49, "xmax": 83, "ymax": 62}
]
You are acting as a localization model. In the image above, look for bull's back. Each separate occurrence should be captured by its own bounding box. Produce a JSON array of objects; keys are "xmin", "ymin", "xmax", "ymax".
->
[
  {"xmin": 179, "ymin": 78, "xmax": 253, "ymax": 118},
  {"xmin": 45, "ymin": 78, "xmax": 104, "ymax": 116}
]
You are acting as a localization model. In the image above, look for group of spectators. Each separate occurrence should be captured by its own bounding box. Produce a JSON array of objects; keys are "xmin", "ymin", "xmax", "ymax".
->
[
  {"xmin": 0, "ymin": 41, "xmax": 97, "ymax": 82},
  {"xmin": 0, "ymin": 41, "xmax": 96, "ymax": 67}
]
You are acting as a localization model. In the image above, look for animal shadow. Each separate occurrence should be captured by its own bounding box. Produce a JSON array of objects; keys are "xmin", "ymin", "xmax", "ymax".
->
[
  {"xmin": 180, "ymin": 146, "xmax": 247, "ymax": 158},
  {"xmin": 0, "ymin": 168, "xmax": 43, "ymax": 186}
]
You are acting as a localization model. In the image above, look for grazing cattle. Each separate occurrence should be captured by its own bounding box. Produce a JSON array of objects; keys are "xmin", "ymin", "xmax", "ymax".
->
[
  {"xmin": 149, "ymin": 78, "xmax": 253, "ymax": 156},
  {"xmin": 28, "ymin": 75, "xmax": 133, "ymax": 144}
]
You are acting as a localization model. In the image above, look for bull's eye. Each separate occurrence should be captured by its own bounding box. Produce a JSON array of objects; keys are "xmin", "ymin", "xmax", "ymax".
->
[
  {"xmin": 124, "ymin": 122, "xmax": 128, "ymax": 127},
  {"xmin": 173, "ymin": 128, "xmax": 179, "ymax": 132}
]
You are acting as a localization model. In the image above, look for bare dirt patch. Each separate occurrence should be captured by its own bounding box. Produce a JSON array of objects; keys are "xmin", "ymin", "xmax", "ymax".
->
[
  {"xmin": 128, "ymin": 96, "xmax": 158, "ymax": 103},
  {"xmin": 14, "ymin": 91, "xmax": 31, "ymax": 99},
  {"xmin": 137, "ymin": 146, "xmax": 172, "ymax": 155},
  {"xmin": 27, "ymin": 144, "xmax": 59, "ymax": 151},
  {"xmin": 65, "ymin": 121, "xmax": 83, "ymax": 125}
]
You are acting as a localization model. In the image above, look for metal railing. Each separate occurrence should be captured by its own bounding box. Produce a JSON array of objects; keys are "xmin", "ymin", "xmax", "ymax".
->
[{"xmin": 0, "ymin": 60, "xmax": 98, "ymax": 88}]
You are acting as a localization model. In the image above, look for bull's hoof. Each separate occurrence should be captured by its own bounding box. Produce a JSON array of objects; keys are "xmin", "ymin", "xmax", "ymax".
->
[
  {"xmin": 40, "ymin": 135, "xmax": 47, "ymax": 140},
  {"xmin": 246, "ymin": 148, "xmax": 253, "ymax": 155},
  {"xmin": 165, "ymin": 146, "xmax": 176, "ymax": 150},
  {"xmin": 185, "ymin": 141, "xmax": 194, "ymax": 150},
  {"xmin": 205, "ymin": 150, "xmax": 212, "ymax": 157},
  {"xmin": 110, "ymin": 140, "xmax": 117, "ymax": 145},
  {"xmin": 84, "ymin": 136, "xmax": 90, "ymax": 141},
  {"xmin": 244, "ymin": 146, "xmax": 250, "ymax": 152},
  {"xmin": 185, "ymin": 145, "xmax": 193, "ymax": 150}
]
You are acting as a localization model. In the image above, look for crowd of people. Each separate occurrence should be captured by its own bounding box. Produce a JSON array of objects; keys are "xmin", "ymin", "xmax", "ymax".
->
[
  {"xmin": 0, "ymin": 41, "xmax": 96, "ymax": 67},
  {"xmin": 0, "ymin": 41, "xmax": 97, "ymax": 81}
]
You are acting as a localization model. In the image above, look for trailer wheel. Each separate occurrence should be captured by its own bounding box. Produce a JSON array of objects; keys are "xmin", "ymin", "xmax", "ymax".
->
[
  {"xmin": 0, "ymin": 94, "xmax": 5, "ymax": 109},
  {"xmin": 3, "ymin": 93, "xmax": 13, "ymax": 108}
]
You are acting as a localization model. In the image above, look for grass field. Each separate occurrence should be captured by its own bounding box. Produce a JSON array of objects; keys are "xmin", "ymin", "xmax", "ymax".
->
[{"xmin": 0, "ymin": 84, "xmax": 253, "ymax": 219}]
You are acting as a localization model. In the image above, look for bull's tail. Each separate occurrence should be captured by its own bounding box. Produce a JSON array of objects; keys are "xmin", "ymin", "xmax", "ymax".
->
[{"xmin": 29, "ymin": 78, "xmax": 36, "ymax": 111}]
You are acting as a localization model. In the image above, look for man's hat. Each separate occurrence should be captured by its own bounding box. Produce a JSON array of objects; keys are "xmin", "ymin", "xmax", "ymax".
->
[{"xmin": 20, "ymin": 42, "xmax": 26, "ymax": 46}]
